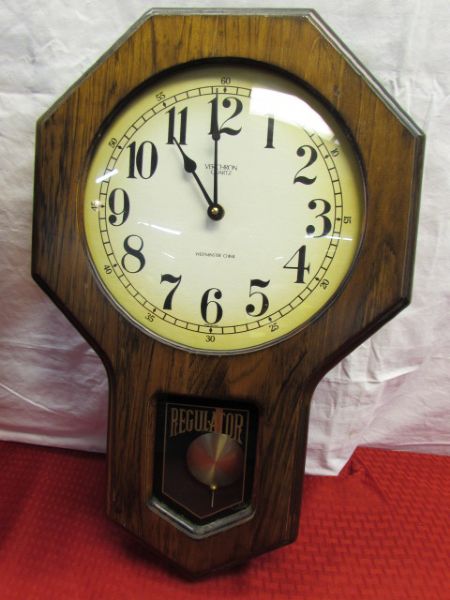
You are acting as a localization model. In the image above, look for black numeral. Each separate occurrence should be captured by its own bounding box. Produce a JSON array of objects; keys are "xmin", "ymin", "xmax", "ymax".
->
[
  {"xmin": 201, "ymin": 288, "xmax": 223, "ymax": 324},
  {"xmin": 160, "ymin": 274, "xmax": 182, "ymax": 310},
  {"xmin": 121, "ymin": 235, "xmax": 145, "ymax": 273},
  {"xmin": 306, "ymin": 199, "xmax": 332, "ymax": 238},
  {"xmin": 167, "ymin": 106, "xmax": 188, "ymax": 145},
  {"xmin": 127, "ymin": 141, "xmax": 158, "ymax": 179},
  {"xmin": 265, "ymin": 116, "xmax": 275, "ymax": 149},
  {"xmin": 209, "ymin": 95, "xmax": 243, "ymax": 138},
  {"xmin": 293, "ymin": 145, "xmax": 317, "ymax": 185},
  {"xmin": 108, "ymin": 188, "xmax": 129, "ymax": 226},
  {"xmin": 246, "ymin": 279, "xmax": 270, "ymax": 317},
  {"xmin": 283, "ymin": 246, "xmax": 310, "ymax": 283}
]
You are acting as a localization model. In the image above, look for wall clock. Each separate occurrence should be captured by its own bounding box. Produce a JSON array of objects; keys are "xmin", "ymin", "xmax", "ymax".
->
[{"xmin": 32, "ymin": 9, "xmax": 424, "ymax": 577}]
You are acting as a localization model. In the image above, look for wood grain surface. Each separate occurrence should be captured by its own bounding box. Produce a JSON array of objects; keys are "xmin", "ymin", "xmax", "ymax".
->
[{"xmin": 32, "ymin": 10, "xmax": 424, "ymax": 576}]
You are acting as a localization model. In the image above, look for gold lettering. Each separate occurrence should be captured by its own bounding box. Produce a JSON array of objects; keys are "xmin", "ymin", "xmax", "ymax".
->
[
  {"xmin": 234, "ymin": 413, "xmax": 244, "ymax": 444},
  {"xmin": 223, "ymin": 412, "xmax": 244, "ymax": 443},
  {"xmin": 168, "ymin": 406, "xmax": 245, "ymax": 441},
  {"xmin": 185, "ymin": 409, "xmax": 194, "ymax": 432},
  {"xmin": 178, "ymin": 408, "xmax": 186, "ymax": 434},
  {"xmin": 214, "ymin": 408, "xmax": 224, "ymax": 433},
  {"xmin": 170, "ymin": 407, "xmax": 179, "ymax": 437},
  {"xmin": 224, "ymin": 413, "xmax": 233, "ymax": 439},
  {"xmin": 194, "ymin": 409, "xmax": 204, "ymax": 431}
]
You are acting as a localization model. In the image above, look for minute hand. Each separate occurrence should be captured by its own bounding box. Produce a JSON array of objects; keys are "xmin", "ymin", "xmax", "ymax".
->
[
  {"xmin": 211, "ymin": 91, "xmax": 221, "ymax": 206},
  {"xmin": 173, "ymin": 138, "xmax": 213, "ymax": 207},
  {"xmin": 213, "ymin": 129, "xmax": 220, "ymax": 206}
]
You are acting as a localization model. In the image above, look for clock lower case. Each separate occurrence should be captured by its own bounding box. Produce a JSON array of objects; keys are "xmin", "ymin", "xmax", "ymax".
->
[{"xmin": 150, "ymin": 394, "xmax": 258, "ymax": 538}]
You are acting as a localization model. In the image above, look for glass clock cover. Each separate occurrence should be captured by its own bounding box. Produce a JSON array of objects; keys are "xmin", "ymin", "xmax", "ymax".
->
[{"xmin": 83, "ymin": 62, "xmax": 365, "ymax": 354}]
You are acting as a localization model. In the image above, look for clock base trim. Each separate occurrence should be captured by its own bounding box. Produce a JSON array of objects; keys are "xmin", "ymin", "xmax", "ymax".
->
[{"xmin": 148, "ymin": 497, "xmax": 255, "ymax": 539}]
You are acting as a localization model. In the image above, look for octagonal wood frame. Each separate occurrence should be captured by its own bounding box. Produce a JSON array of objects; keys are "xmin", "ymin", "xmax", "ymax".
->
[{"xmin": 32, "ymin": 9, "xmax": 424, "ymax": 577}]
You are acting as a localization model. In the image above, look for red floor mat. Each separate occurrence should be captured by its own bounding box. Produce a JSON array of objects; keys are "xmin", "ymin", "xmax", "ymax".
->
[{"xmin": 0, "ymin": 442, "xmax": 448, "ymax": 599}]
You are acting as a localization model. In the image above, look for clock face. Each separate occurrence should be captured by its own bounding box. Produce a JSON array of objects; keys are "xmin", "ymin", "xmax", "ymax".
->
[{"xmin": 83, "ymin": 62, "xmax": 365, "ymax": 354}]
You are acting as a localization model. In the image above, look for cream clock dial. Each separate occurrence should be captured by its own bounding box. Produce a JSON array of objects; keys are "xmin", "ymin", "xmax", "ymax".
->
[{"xmin": 84, "ymin": 62, "xmax": 365, "ymax": 354}]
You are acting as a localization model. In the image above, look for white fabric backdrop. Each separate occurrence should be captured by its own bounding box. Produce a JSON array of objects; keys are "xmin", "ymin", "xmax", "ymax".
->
[{"xmin": 0, "ymin": 0, "xmax": 448, "ymax": 474}]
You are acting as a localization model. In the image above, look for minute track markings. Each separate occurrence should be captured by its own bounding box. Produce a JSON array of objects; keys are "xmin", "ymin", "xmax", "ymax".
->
[{"xmin": 99, "ymin": 110, "xmax": 345, "ymax": 334}]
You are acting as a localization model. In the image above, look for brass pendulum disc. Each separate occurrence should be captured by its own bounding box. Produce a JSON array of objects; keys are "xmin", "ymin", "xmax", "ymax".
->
[{"xmin": 186, "ymin": 432, "xmax": 244, "ymax": 489}]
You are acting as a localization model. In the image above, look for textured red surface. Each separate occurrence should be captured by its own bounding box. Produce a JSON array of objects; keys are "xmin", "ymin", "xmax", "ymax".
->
[{"xmin": 0, "ymin": 442, "xmax": 448, "ymax": 599}]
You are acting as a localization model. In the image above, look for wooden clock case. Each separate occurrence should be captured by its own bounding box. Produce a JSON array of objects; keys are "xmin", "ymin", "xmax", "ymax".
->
[{"xmin": 32, "ymin": 10, "xmax": 424, "ymax": 577}]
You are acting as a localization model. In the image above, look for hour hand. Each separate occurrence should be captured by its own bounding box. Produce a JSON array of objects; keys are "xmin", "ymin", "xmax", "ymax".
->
[
  {"xmin": 173, "ymin": 138, "xmax": 212, "ymax": 206},
  {"xmin": 173, "ymin": 138, "xmax": 224, "ymax": 220}
]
